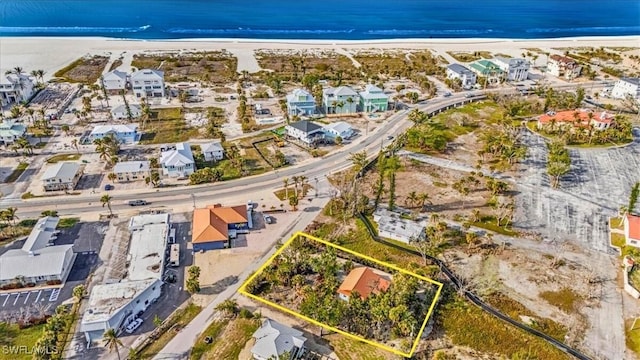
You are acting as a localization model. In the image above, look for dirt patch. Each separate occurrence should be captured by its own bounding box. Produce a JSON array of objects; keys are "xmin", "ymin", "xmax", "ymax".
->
[{"xmin": 54, "ymin": 55, "xmax": 109, "ymax": 84}]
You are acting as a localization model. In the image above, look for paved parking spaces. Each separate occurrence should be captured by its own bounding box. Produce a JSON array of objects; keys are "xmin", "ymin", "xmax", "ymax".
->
[{"xmin": 0, "ymin": 288, "xmax": 58, "ymax": 310}]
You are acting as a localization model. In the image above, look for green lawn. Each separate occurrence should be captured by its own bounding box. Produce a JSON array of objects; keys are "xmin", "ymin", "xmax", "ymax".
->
[
  {"xmin": 58, "ymin": 218, "xmax": 80, "ymax": 229},
  {"xmin": 139, "ymin": 108, "xmax": 200, "ymax": 144},
  {"xmin": 0, "ymin": 323, "xmax": 45, "ymax": 360},
  {"xmin": 611, "ymin": 233, "xmax": 626, "ymax": 249},
  {"xmin": 198, "ymin": 318, "xmax": 260, "ymax": 360},
  {"xmin": 324, "ymin": 333, "xmax": 392, "ymax": 360},
  {"xmin": 626, "ymin": 319, "xmax": 640, "ymax": 355},
  {"xmin": 611, "ymin": 217, "xmax": 624, "ymax": 230},
  {"xmin": 138, "ymin": 303, "xmax": 202, "ymax": 359},
  {"xmin": 3, "ymin": 162, "xmax": 28, "ymax": 183},
  {"xmin": 46, "ymin": 154, "xmax": 80, "ymax": 163},
  {"xmin": 470, "ymin": 217, "xmax": 518, "ymax": 236}
]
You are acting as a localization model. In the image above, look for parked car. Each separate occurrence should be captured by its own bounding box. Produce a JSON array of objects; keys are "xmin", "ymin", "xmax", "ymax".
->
[
  {"xmin": 443, "ymin": 92, "xmax": 452, "ymax": 97},
  {"xmin": 125, "ymin": 318, "xmax": 143, "ymax": 334},
  {"xmin": 263, "ymin": 214, "xmax": 272, "ymax": 224},
  {"xmin": 128, "ymin": 200, "xmax": 148, "ymax": 206},
  {"xmin": 104, "ymin": 184, "xmax": 114, "ymax": 191}
]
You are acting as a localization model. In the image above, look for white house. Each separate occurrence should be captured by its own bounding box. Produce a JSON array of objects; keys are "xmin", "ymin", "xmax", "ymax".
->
[
  {"xmin": 548, "ymin": 55, "xmax": 582, "ymax": 80},
  {"xmin": 42, "ymin": 162, "xmax": 83, "ymax": 191},
  {"xmin": 446, "ymin": 64, "xmax": 477, "ymax": 89},
  {"xmin": 359, "ymin": 84, "xmax": 389, "ymax": 112},
  {"xmin": 101, "ymin": 70, "xmax": 128, "ymax": 94},
  {"xmin": 493, "ymin": 57, "xmax": 530, "ymax": 82},
  {"xmin": 111, "ymin": 104, "xmax": 142, "ymax": 120},
  {"xmin": 323, "ymin": 121, "xmax": 354, "ymax": 140},
  {"xmin": 130, "ymin": 69, "xmax": 165, "ymax": 98},
  {"xmin": 112, "ymin": 161, "xmax": 150, "ymax": 182},
  {"xmin": 373, "ymin": 207, "xmax": 427, "ymax": 244},
  {"xmin": 0, "ymin": 120, "xmax": 27, "ymax": 145},
  {"xmin": 286, "ymin": 88, "xmax": 316, "ymax": 116},
  {"xmin": 0, "ymin": 217, "xmax": 76, "ymax": 287},
  {"xmin": 200, "ymin": 141, "xmax": 225, "ymax": 162},
  {"xmin": 89, "ymin": 124, "xmax": 140, "ymax": 144},
  {"xmin": 81, "ymin": 213, "xmax": 169, "ymax": 344},
  {"xmin": 285, "ymin": 120, "xmax": 325, "ymax": 145},
  {"xmin": 251, "ymin": 319, "xmax": 307, "ymax": 360},
  {"xmin": 625, "ymin": 214, "xmax": 640, "ymax": 248},
  {"xmin": 322, "ymin": 86, "xmax": 359, "ymax": 114},
  {"xmin": 611, "ymin": 78, "xmax": 640, "ymax": 100},
  {"xmin": 0, "ymin": 73, "xmax": 35, "ymax": 107},
  {"xmin": 160, "ymin": 142, "xmax": 195, "ymax": 177}
]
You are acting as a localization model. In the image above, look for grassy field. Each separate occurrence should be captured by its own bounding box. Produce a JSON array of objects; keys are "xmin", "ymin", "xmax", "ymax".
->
[
  {"xmin": 0, "ymin": 323, "xmax": 46, "ymax": 360},
  {"xmin": 3, "ymin": 162, "xmax": 28, "ymax": 183},
  {"xmin": 626, "ymin": 319, "xmax": 640, "ymax": 355},
  {"xmin": 190, "ymin": 320, "xmax": 230, "ymax": 360},
  {"xmin": 611, "ymin": 217, "xmax": 624, "ymax": 230},
  {"xmin": 58, "ymin": 218, "xmax": 80, "ymax": 229},
  {"xmin": 470, "ymin": 216, "xmax": 518, "ymax": 236},
  {"xmin": 446, "ymin": 51, "xmax": 492, "ymax": 62},
  {"xmin": 439, "ymin": 294, "xmax": 571, "ymax": 360},
  {"xmin": 46, "ymin": 154, "xmax": 81, "ymax": 163},
  {"xmin": 324, "ymin": 333, "xmax": 396, "ymax": 360},
  {"xmin": 611, "ymin": 233, "xmax": 626, "ymax": 249},
  {"xmin": 139, "ymin": 108, "xmax": 200, "ymax": 144},
  {"xmin": 0, "ymin": 219, "xmax": 37, "ymax": 245},
  {"xmin": 138, "ymin": 303, "xmax": 202, "ymax": 359},
  {"xmin": 53, "ymin": 55, "xmax": 109, "ymax": 84},
  {"xmin": 254, "ymin": 50, "xmax": 358, "ymax": 83},
  {"xmin": 197, "ymin": 318, "xmax": 260, "ymax": 360},
  {"xmin": 539, "ymin": 288, "xmax": 583, "ymax": 314}
]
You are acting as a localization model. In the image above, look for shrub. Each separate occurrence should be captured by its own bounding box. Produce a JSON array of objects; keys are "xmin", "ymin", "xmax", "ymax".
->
[{"xmin": 239, "ymin": 308, "xmax": 254, "ymax": 319}]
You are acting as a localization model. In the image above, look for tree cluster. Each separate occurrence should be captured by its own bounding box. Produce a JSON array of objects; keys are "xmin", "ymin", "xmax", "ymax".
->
[
  {"xmin": 186, "ymin": 266, "xmax": 201, "ymax": 294},
  {"xmin": 93, "ymin": 134, "xmax": 120, "ymax": 168},
  {"xmin": 546, "ymin": 140, "xmax": 571, "ymax": 189}
]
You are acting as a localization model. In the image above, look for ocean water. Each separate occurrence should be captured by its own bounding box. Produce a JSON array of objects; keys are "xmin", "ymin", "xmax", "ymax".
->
[{"xmin": 0, "ymin": 0, "xmax": 638, "ymax": 40}]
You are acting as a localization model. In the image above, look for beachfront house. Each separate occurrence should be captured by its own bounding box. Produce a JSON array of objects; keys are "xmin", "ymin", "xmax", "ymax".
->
[
  {"xmin": 625, "ymin": 214, "xmax": 640, "ymax": 248},
  {"xmin": 200, "ymin": 141, "xmax": 225, "ymax": 162},
  {"xmin": 89, "ymin": 124, "xmax": 140, "ymax": 144},
  {"xmin": 101, "ymin": 70, "xmax": 128, "ymax": 94},
  {"xmin": 112, "ymin": 161, "xmax": 151, "ymax": 182},
  {"xmin": 191, "ymin": 204, "xmax": 251, "ymax": 251},
  {"xmin": 285, "ymin": 120, "xmax": 325, "ymax": 146},
  {"xmin": 323, "ymin": 121, "xmax": 354, "ymax": 140},
  {"xmin": 111, "ymin": 104, "xmax": 142, "ymax": 120},
  {"xmin": 337, "ymin": 267, "xmax": 390, "ymax": 301},
  {"xmin": 359, "ymin": 84, "xmax": 389, "ymax": 112},
  {"xmin": 130, "ymin": 69, "xmax": 165, "ymax": 98},
  {"xmin": 548, "ymin": 55, "xmax": 582, "ymax": 80},
  {"xmin": 537, "ymin": 109, "xmax": 614, "ymax": 131},
  {"xmin": 323, "ymin": 86, "xmax": 359, "ymax": 114},
  {"xmin": 286, "ymin": 88, "xmax": 316, "ymax": 116},
  {"xmin": 160, "ymin": 142, "xmax": 195, "ymax": 178},
  {"xmin": 251, "ymin": 319, "xmax": 307, "ymax": 360},
  {"xmin": 0, "ymin": 119, "xmax": 27, "ymax": 145},
  {"xmin": 373, "ymin": 207, "xmax": 427, "ymax": 244},
  {"xmin": 41, "ymin": 162, "xmax": 83, "ymax": 191},
  {"xmin": 0, "ymin": 216, "xmax": 76, "ymax": 287},
  {"xmin": 81, "ymin": 214, "xmax": 169, "ymax": 344},
  {"xmin": 469, "ymin": 60, "xmax": 505, "ymax": 85},
  {"xmin": 611, "ymin": 77, "xmax": 640, "ymax": 100},
  {"xmin": 446, "ymin": 64, "xmax": 477, "ymax": 89},
  {"xmin": 0, "ymin": 73, "xmax": 35, "ymax": 107},
  {"xmin": 493, "ymin": 57, "xmax": 530, "ymax": 82}
]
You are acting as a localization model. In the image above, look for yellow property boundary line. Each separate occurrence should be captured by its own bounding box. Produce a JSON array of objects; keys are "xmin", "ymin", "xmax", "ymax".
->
[{"xmin": 239, "ymin": 231, "xmax": 444, "ymax": 358}]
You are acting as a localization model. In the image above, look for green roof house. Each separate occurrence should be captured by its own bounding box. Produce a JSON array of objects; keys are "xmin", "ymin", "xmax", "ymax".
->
[
  {"xmin": 359, "ymin": 84, "xmax": 389, "ymax": 112},
  {"xmin": 0, "ymin": 120, "xmax": 27, "ymax": 145},
  {"xmin": 469, "ymin": 60, "xmax": 504, "ymax": 77}
]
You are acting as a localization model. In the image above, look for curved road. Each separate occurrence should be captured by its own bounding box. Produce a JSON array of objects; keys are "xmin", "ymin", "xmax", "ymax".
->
[{"xmin": 1, "ymin": 82, "xmax": 602, "ymax": 219}]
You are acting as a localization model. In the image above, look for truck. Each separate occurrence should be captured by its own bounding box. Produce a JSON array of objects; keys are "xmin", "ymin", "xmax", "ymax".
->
[{"xmin": 169, "ymin": 244, "xmax": 180, "ymax": 267}]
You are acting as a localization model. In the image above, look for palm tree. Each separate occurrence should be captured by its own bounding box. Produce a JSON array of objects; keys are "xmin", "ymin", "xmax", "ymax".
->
[
  {"xmin": 282, "ymin": 178, "xmax": 290, "ymax": 199},
  {"xmin": 289, "ymin": 195, "xmax": 299, "ymax": 211},
  {"xmin": 103, "ymin": 328, "xmax": 122, "ymax": 360},
  {"xmin": 291, "ymin": 176, "xmax": 300, "ymax": 199},
  {"xmin": 406, "ymin": 191, "xmax": 418, "ymax": 208},
  {"xmin": 71, "ymin": 138, "xmax": 79, "ymax": 154},
  {"xmin": 417, "ymin": 193, "xmax": 430, "ymax": 210},
  {"xmin": 101, "ymin": 194, "xmax": 113, "ymax": 217},
  {"xmin": 108, "ymin": 173, "xmax": 117, "ymax": 182}
]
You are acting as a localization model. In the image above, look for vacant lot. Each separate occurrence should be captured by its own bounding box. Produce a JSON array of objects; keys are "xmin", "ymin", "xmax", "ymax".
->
[
  {"xmin": 53, "ymin": 55, "xmax": 109, "ymax": 84},
  {"xmin": 132, "ymin": 51, "xmax": 237, "ymax": 84},
  {"xmin": 139, "ymin": 108, "xmax": 200, "ymax": 144},
  {"xmin": 255, "ymin": 49, "xmax": 359, "ymax": 82},
  {"xmin": 514, "ymin": 128, "xmax": 640, "ymax": 252},
  {"xmin": 446, "ymin": 51, "xmax": 492, "ymax": 63}
]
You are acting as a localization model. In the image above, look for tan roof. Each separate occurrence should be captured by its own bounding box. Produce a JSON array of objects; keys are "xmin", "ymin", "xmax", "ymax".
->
[
  {"xmin": 337, "ymin": 267, "xmax": 390, "ymax": 300},
  {"xmin": 192, "ymin": 205, "xmax": 248, "ymax": 244}
]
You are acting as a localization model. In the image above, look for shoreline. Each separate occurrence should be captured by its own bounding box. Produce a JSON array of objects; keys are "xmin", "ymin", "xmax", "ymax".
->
[{"xmin": 1, "ymin": 35, "xmax": 638, "ymax": 79}]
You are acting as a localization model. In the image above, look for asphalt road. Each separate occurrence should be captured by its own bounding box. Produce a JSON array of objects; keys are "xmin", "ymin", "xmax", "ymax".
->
[{"xmin": 0, "ymin": 82, "xmax": 604, "ymax": 220}]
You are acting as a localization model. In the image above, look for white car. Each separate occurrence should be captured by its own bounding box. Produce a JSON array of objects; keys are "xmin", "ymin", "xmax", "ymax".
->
[{"xmin": 125, "ymin": 318, "xmax": 143, "ymax": 334}]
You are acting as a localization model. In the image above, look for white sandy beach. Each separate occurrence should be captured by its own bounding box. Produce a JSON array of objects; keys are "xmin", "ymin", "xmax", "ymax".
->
[{"xmin": 0, "ymin": 35, "xmax": 638, "ymax": 77}]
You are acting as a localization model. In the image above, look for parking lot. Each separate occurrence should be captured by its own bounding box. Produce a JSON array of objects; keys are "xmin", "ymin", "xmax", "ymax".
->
[{"xmin": 0, "ymin": 220, "xmax": 107, "ymax": 320}]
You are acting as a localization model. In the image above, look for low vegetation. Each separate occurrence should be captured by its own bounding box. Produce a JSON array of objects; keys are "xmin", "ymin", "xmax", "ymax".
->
[
  {"xmin": 46, "ymin": 154, "xmax": 80, "ymax": 163},
  {"xmin": 132, "ymin": 51, "xmax": 238, "ymax": 84},
  {"xmin": 137, "ymin": 303, "xmax": 202, "ymax": 359},
  {"xmin": 626, "ymin": 319, "xmax": 640, "ymax": 355},
  {"xmin": 539, "ymin": 288, "xmax": 583, "ymax": 313},
  {"xmin": 195, "ymin": 318, "xmax": 260, "ymax": 360},
  {"xmin": 3, "ymin": 162, "xmax": 28, "ymax": 183},
  {"xmin": 255, "ymin": 50, "xmax": 358, "ymax": 84},
  {"xmin": 190, "ymin": 319, "xmax": 230, "ymax": 360},
  {"xmin": 446, "ymin": 51, "xmax": 492, "ymax": 62},
  {"xmin": 139, "ymin": 108, "xmax": 200, "ymax": 144},
  {"xmin": 53, "ymin": 55, "xmax": 109, "ymax": 84},
  {"xmin": 324, "ymin": 333, "xmax": 392, "ymax": 360},
  {"xmin": 0, "ymin": 323, "xmax": 46, "ymax": 360}
]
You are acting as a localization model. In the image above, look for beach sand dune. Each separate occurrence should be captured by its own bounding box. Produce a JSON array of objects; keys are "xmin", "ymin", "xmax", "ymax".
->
[{"xmin": 1, "ymin": 35, "xmax": 638, "ymax": 79}]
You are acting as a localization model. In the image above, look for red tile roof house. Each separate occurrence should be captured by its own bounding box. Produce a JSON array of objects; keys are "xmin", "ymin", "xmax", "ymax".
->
[
  {"xmin": 537, "ymin": 110, "xmax": 614, "ymax": 131},
  {"xmin": 191, "ymin": 204, "xmax": 252, "ymax": 251},
  {"xmin": 337, "ymin": 267, "xmax": 390, "ymax": 301},
  {"xmin": 625, "ymin": 214, "xmax": 640, "ymax": 248}
]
